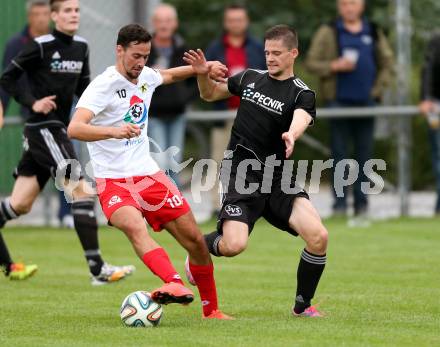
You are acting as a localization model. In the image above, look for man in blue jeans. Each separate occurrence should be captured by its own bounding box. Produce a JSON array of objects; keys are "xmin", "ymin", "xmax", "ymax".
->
[
  {"xmin": 420, "ymin": 33, "xmax": 440, "ymax": 215},
  {"xmin": 147, "ymin": 4, "xmax": 196, "ymax": 188},
  {"xmin": 306, "ymin": 0, "xmax": 393, "ymax": 216}
]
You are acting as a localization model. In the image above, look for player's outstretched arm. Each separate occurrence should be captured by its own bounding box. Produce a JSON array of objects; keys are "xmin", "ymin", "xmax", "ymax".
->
[
  {"xmin": 159, "ymin": 65, "xmax": 196, "ymax": 85},
  {"xmin": 160, "ymin": 58, "xmax": 228, "ymax": 86},
  {"xmin": 68, "ymin": 108, "xmax": 141, "ymax": 142},
  {"xmin": 282, "ymin": 109, "xmax": 313, "ymax": 159},
  {"xmin": 183, "ymin": 49, "xmax": 232, "ymax": 102}
]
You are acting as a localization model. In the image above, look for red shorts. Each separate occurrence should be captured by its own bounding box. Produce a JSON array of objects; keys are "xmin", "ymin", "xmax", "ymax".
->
[{"xmin": 96, "ymin": 171, "xmax": 190, "ymax": 231}]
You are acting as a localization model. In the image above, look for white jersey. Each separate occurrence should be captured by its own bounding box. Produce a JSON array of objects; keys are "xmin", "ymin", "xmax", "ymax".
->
[{"xmin": 76, "ymin": 66, "xmax": 162, "ymax": 178}]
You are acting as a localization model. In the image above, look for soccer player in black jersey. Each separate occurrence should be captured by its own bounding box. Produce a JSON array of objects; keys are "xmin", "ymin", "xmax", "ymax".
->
[
  {"xmin": 184, "ymin": 25, "xmax": 328, "ymax": 317},
  {"xmin": 0, "ymin": 0, "xmax": 134, "ymax": 284}
]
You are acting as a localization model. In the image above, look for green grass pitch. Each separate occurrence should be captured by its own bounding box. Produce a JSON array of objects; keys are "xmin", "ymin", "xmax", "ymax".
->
[{"xmin": 1, "ymin": 218, "xmax": 439, "ymax": 347}]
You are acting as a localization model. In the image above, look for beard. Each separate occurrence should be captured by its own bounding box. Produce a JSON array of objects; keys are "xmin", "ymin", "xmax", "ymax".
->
[
  {"xmin": 123, "ymin": 61, "xmax": 142, "ymax": 80},
  {"xmin": 126, "ymin": 70, "xmax": 141, "ymax": 80}
]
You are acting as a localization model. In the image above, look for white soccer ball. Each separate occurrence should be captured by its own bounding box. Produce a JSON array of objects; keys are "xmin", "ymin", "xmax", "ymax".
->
[{"xmin": 120, "ymin": 291, "xmax": 163, "ymax": 327}]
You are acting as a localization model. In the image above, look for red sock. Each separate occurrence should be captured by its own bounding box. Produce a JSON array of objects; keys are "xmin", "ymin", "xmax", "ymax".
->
[
  {"xmin": 142, "ymin": 248, "xmax": 183, "ymax": 284},
  {"xmin": 189, "ymin": 262, "xmax": 218, "ymax": 316}
]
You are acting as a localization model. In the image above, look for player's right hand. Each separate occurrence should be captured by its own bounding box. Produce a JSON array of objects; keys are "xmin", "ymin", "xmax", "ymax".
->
[
  {"xmin": 32, "ymin": 95, "xmax": 57, "ymax": 115},
  {"xmin": 112, "ymin": 123, "xmax": 141, "ymax": 139}
]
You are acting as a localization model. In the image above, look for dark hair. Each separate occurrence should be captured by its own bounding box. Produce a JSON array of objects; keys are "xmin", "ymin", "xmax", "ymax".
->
[
  {"xmin": 264, "ymin": 25, "xmax": 298, "ymax": 49},
  {"xmin": 117, "ymin": 24, "xmax": 152, "ymax": 48},
  {"xmin": 224, "ymin": 4, "xmax": 248, "ymax": 14},
  {"xmin": 27, "ymin": 0, "xmax": 49, "ymax": 13},
  {"xmin": 49, "ymin": 0, "xmax": 67, "ymax": 12}
]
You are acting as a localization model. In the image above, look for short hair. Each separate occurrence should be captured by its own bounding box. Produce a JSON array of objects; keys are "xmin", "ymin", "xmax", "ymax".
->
[
  {"xmin": 26, "ymin": 0, "xmax": 49, "ymax": 13},
  {"xmin": 264, "ymin": 25, "xmax": 298, "ymax": 49},
  {"xmin": 117, "ymin": 24, "xmax": 152, "ymax": 48},
  {"xmin": 50, "ymin": 0, "xmax": 68, "ymax": 12},
  {"xmin": 224, "ymin": 4, "xmax": 248, "ymax": 14}
]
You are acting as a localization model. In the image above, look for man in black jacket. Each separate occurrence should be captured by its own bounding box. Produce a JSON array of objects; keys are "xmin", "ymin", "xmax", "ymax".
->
[
  {"xmin": 0, "ymin": 0, "xmax": 50, "ymax": 281},
  {"xmin": 0, "ymin": 0, "xmax": 134, "ymax": 284},
  {"xmin": 419, "ymin": 33, "xmax": 440, "ymax": 215},
  {"xmin": 0, "ymin": 0, "xmax": 51, "ymax": 120},
  {"xmin": 1, "ymin": 0, "xmax": 74, "ymax": 229},
  {"xmin": 147, "ymin": 3, "xmax": 196, "ymax": 188}
]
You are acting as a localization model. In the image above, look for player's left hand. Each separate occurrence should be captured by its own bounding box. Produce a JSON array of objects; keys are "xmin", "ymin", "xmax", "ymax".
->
[
  {"xmin": 282, "ymin": 132, "xmax": 295, "ymax": 158},
  {"xmin": 184, "ymin": 49, "xmax": 210, "ymax": 74},
  {"xmin": 208, "ymin": 61, "xmax": 228, "ymax": 83}
]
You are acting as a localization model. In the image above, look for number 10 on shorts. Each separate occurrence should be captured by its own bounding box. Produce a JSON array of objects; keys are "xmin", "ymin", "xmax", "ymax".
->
[{"xmin": 167, "ymin": 195, "xmax": 183, "ymax": 208}]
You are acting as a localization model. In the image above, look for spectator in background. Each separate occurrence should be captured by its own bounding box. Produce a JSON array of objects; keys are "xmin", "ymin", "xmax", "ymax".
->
[
  {"xmin": 306, "ymin": 0, "xmax": 393, "ymax": 217},
  {"xmin": 205, "ymin": 4, "xmax": 266, "ymax": 214},
  {"xmin": 147, "ymin": 3, "xmax": 196, "ymax": 188},
  {"xmin": 0, "ymin": 0, "xmax": 74, "ymax": 228},
  {"xmin": 419, "ymin": 33, "xmax": 440, "ymax": 215}
]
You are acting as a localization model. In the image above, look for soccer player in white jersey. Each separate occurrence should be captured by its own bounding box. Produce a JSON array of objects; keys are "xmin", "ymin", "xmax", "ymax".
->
[{"xmin": 68, "ymin": 24, "xmax": 232, "ymax": 319}]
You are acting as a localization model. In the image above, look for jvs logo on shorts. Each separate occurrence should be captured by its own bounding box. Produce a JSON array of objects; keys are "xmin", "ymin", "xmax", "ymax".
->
[{"xmin": 224, "ymin": 204, "xmax": 243, "ymax": 217}]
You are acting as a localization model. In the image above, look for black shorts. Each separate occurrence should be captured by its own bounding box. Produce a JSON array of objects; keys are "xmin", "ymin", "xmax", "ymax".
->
[
  {"xmin": 13, "ymin": 125, "xmax": 81, "ymax": 190},
  {"xmin": 216, "ymin": 151, "xmax": 309, "ymax": 237}
]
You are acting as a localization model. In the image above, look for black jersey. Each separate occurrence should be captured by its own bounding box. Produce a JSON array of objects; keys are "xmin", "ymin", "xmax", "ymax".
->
[
  {"xmin": 0, "ymin": 29, "xmax": 90, "ymax": 127},
  {"xmin": 227, "ymin": 69, "xmax": 316, "ymax": 163}
]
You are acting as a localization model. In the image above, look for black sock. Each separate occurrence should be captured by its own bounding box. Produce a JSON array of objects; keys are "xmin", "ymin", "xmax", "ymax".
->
[
  {"xmin": 0, "ymin": 198, "xmax": 19, "ymax": 229},
  {"xmin": 294, "ymin": 248, "xmax": 326, "ymax": 314},
  {"xmin": 0, "ymin": 232, "xmax": 13, "ymax": 276},
  {"xmin": 0, "ymin": 198, "xmax": 19, "ymax": 276},
  {"xmin": 72, "ymin": 199, "xmax": 104, "ymax": 276},
  {"xmin": 204, "ymin": 231, "xmax": 223, "ymax": 257}
]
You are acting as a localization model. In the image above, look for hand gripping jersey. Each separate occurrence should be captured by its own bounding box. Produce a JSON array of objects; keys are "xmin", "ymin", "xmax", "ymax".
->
[
  {"xmin": 227, "ymin": 69, "xmax": 316, "ymax": 163},
  {"xmin": 76, "ymin": 66, "xmax": 162, "ymax": 178}
]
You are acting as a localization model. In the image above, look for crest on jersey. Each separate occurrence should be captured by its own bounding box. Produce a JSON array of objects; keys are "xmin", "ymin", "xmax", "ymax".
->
[
  {"xmin": 140, "ymin": 83, "xmax": 148, "ymax": 93},
  {"xmin": 123, "ymin": 95, "xmax": 148, "ymax": 125}
]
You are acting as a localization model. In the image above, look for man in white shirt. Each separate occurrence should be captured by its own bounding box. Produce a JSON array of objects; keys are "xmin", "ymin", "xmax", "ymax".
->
[{"xmin": 68, "ymin": 24, "xmax": 231, "ymax": 320}]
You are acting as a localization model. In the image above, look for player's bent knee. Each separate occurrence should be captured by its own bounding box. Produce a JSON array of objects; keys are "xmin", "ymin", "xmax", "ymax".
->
[
  {"xmin": 72, "ymin": 189, "xmax": 93, "ymax": 201},
  {"xmin": 12, "ymin": 201, "xmax": 32, "ymax": 215},
  {"xmin": 115, "ymin": 218, "xmax": 145, "ymax": 240},
  {"xmin": 308, "ymin": 226, "xmax": 328, "ymax": 253},
  {"xmin": 222, "ymin": 239, "xmax": 247, "ymax": 257},
  {"xmin": 319, "ymin": 227, "xmax": 329, "ymax": 250}
]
